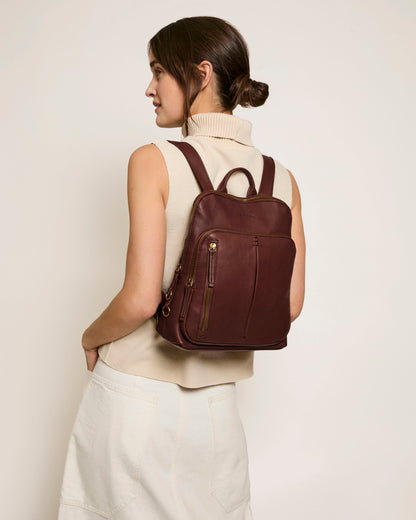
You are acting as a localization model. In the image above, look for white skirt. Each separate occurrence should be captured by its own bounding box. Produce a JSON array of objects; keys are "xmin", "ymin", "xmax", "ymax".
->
[{"xmin": 58, "ymin": 357, "xmax": 254, "ymax": 520}]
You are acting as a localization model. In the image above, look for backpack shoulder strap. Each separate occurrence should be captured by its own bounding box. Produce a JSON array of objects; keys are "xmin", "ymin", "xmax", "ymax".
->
[
  {"xmin": 167, "ymin": 140, "xmax": 214, "ymax": 192},
  {"xmin": 258, "ymin": 155, "xmax": 275, "ymax": 196},
  {"xmin": 168, "ymin": 140, "xmax": 276, "ymax": 196}
]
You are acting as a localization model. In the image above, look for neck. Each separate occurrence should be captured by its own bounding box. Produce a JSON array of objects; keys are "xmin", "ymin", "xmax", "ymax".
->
[{"xmin": 190, "ymin": 93, "xmax": 232, "ymax": 116}]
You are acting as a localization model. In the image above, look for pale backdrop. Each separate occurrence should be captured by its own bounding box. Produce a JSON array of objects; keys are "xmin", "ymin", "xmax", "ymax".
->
[{"xmin": 1, "ymin": 1, "xmax": 415, "ymax": 519}]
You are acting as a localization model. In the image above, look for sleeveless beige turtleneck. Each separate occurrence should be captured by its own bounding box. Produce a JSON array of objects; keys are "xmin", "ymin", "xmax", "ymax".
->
[{"xmin": 97, "ymin": 112, "xmax": 292, "ymax": 388}]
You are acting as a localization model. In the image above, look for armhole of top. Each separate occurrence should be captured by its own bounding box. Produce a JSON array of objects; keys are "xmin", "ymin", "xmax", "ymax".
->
[{"xmin": 272, "ymin": 157, "xmax": 293, "ymax": 209}]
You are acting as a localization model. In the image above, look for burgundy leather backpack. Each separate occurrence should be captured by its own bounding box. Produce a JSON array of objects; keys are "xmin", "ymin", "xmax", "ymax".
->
[{"xmin": 154, "ymin": 140, "xmax": 296, "ymax": 351}]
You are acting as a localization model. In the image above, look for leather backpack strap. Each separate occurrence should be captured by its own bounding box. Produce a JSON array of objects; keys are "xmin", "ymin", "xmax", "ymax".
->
[
  {"xmin": 167, "ymin": 140, "xmax": 214, "ymax": 192},
  {"xmin": 258, "ymin": 155, "xmax": 275, "ymax": 196}
]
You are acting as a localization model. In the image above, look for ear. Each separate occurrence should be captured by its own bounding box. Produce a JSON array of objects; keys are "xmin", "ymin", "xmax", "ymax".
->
[{"xmin": 196, "ymin": 60, "xmax": 214, "ymax": 89}]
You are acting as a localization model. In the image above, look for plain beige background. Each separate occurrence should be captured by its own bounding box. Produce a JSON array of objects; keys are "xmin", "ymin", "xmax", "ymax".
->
[{"xmin": 1, "ymin": 1, "xmax": 415, "ymax": 519}]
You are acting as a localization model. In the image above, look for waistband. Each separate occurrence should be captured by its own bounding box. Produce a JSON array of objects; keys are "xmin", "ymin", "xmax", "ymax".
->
[{"xmin": 91, "ymin": 357, "xmax": 235, "ymax": 399}]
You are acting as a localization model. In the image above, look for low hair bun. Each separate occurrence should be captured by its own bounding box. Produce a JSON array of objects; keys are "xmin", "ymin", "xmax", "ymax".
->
[
  {"xmin": 230, "ymin": 73, "xmax": 269, "ymax": 109},
  {"xmin": 247, "ymin": 78, "xmax": 269, "ymax": 107}
]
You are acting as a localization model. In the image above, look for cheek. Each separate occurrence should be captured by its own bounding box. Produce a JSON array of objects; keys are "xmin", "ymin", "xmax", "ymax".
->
[
  {"xmin": 165, "ymin": 79, "xmax": 184, "ymax": 105},
  {"xmin": 173, "ymin": 87, "xmax": 185, "ymax": 107},
  {"xmin": 175, "ymin": 92, "xmax": 185, "ymax": 106}
]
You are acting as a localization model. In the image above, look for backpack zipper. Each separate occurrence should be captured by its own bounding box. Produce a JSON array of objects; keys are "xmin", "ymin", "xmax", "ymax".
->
[{"xmin": 200, "ymin": 241, "xmax": 217, "ymax": 331}]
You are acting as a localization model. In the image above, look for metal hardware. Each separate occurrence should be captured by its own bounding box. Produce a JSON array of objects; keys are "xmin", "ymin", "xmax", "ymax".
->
[{"xmin": 162, "ymin": 305, "xmax": 171, "ymax": 317}]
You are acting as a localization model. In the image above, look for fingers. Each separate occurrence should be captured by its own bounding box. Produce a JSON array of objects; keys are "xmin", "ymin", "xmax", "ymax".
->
[{"xmin": 84, "ymin": 349, "xmax": 99, "ymax": 372}]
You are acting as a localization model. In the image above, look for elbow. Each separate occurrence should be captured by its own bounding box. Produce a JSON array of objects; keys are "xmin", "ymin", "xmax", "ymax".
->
[
  {"xmin": 143, "ymin": 299, "xmax": 161, "ymax": 320},
  {"xmin": 290, "ymin": 308, "xmax": 302, "ymax": 323},
  {"xmin": 290, "ymin": 299, "xmax": 304, "ymax": 323},
  {"xmin": 289, "ymin": 280, "xmax": 305, "ymax": 323},
  {"xmin": 133, "ymin": 299, "xmax": 160, "ymax": 322},
  {"xmin": 121, "ymin": 289, "xmax": 161, "ymax": 324}
]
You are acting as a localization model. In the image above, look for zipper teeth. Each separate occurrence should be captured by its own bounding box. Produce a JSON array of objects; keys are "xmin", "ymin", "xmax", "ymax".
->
[
  {"xmin": 188, "ymin": 227, "xmax": 292, "ymax": 284},
  {"xmin": 201, "ymin": 244, "xmax": 216, "ymax": 330}
]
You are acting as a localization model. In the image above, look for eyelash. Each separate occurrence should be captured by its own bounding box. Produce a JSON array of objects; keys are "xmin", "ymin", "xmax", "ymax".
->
[{"xmin": 155, "ymin": 68, "xmax": 162, "ymax": 78}]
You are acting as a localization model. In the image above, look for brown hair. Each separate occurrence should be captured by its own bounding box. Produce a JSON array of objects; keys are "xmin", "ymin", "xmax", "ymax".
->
[{"xmin": 148, "ymin": 16, "xmax": 269, "ymax": 135}]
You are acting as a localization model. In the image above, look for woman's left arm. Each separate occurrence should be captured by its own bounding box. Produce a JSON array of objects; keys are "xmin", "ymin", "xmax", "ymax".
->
[{"xmin": 82, "ymin": 144, "xmax": 168, "ymax": 352}]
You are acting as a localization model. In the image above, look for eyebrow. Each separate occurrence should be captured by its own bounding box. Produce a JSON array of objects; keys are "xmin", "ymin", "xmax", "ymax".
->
[{"xmin": 149, "ymin": 60, "xmax": 161, "ymax": 69}]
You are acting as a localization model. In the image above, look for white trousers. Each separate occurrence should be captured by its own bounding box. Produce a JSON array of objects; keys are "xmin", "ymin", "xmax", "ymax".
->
[{"xmin": 58, "ymin": 357, "xmax": 254, "ymax": 519}]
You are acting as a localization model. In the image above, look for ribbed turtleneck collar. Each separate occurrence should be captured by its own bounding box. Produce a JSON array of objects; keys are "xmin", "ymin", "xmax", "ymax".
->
[{"xmin": 181, "ymin": 112, "xmax": 253, "ymax": 146}]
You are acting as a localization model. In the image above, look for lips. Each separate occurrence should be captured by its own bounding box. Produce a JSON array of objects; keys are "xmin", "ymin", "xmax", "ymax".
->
[{"xmin": 153, "ymin": 102, "xmax": 161, "ymax": 107}]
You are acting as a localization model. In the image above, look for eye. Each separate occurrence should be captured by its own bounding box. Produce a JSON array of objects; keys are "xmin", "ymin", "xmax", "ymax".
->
[{"xmin": 154, "ymin": 68, "xmax": 162, "ymax": 78}]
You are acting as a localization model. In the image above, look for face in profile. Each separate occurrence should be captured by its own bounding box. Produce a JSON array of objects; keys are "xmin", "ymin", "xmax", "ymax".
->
[{"xmin": 145, "ymin": 49, "xmax": 186, "ymax": 128}]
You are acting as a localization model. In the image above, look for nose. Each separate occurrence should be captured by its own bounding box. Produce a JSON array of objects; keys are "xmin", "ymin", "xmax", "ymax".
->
[{"xmin": 145, "ymin": 78, "xmax": 156, "ymax": 98}]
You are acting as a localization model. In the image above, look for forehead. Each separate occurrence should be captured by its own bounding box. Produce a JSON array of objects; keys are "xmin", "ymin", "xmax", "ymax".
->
[{"xmin": 148, "ymin": 49, "xmax": 160, "ymax": 68}]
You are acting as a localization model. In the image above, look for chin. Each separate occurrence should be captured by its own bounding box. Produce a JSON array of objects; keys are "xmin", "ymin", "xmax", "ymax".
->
[{"xmin": 155, "ymin": 116, "xmax": 183, "ymax": 129}]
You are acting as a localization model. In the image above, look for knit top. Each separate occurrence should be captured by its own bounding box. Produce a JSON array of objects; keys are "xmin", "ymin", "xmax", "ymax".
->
[{"xmin": 97, "ymin": 112, "xmax": 292, "ymax": 388}]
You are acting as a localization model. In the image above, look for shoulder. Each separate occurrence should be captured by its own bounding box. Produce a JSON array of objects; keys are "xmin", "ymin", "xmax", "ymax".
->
[
  {"xmin": 128, "ymin": 143, "xmax": 166, "ymax": 169},
  {"xmin": 127, "ymin": 143, "xmax": 169, "ymax": 206}
]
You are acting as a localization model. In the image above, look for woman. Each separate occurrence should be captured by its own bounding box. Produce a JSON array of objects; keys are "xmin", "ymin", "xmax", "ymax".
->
[{"xmin": 58, "ymin": 16, "xmax": 305, "ymax": 520}]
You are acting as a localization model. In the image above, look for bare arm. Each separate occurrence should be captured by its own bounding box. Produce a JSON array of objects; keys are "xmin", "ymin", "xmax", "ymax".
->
[
  {"xmin": 287, "ymin": 169, "xmax": 306, "ymax": 322},
  {"xmin": 82, "ymin": 144, "xmax": 168, "ymax": 351}
]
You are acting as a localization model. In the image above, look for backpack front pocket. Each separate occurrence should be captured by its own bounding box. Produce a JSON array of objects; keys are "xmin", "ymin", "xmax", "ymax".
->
[{"xmin": 182, "ymin": 228, "xmax": 295, "ymax": 348}]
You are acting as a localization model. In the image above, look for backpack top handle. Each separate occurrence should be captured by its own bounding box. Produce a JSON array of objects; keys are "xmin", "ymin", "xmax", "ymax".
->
[{"xmin": 216, "ymin": 166, "xmax": 257, "ymax": 197}]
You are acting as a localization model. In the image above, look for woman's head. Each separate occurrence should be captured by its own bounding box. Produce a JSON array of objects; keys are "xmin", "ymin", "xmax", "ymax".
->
[{"xmin": 145, "ymin": 16, "xmax": 269, "ymax": 133}]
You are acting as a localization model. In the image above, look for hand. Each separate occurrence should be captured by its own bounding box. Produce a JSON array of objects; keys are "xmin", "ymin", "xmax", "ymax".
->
[{"xmin": 84, "ymin": 348, "xmax": 99, "ymax": 372}]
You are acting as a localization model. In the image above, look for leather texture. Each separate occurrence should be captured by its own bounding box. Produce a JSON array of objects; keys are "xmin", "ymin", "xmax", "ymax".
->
[{"xmin": 154, "ymin": 140, "xmax": 296, "ymax": 351}]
